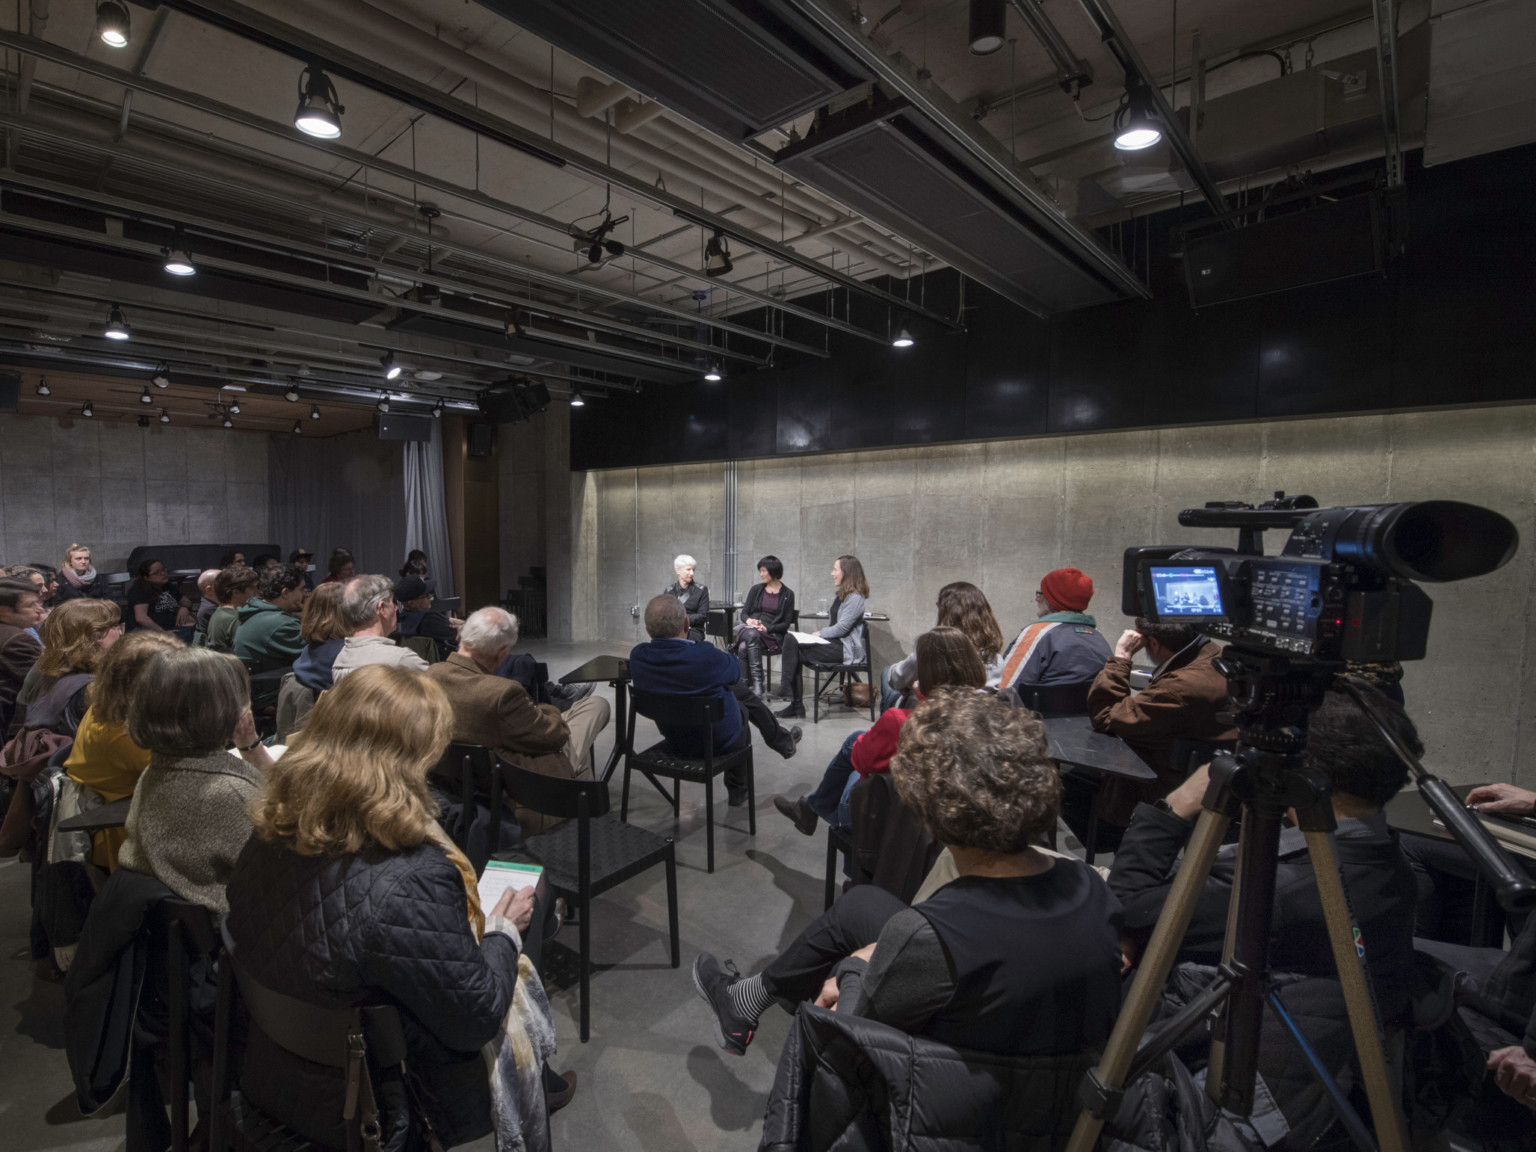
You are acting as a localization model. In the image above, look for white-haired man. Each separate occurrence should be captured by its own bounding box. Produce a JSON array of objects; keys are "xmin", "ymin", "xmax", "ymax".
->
[
  {"xmin": 330, "ymin": 573, "xmax": 428, "ymax": 680},
  {"xmin": 427, "ymin": 606, "xmax": 611, "ymax": 836}
]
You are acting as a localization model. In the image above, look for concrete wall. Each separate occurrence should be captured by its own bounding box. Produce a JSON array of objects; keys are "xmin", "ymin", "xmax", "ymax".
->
[
  {"xmin": 0, "ymin": 412, "xmax": 269, "ymax": 572},
  {"xmin": 586, "ymin": 405, "xmax": 1536, "ymax": 788}
]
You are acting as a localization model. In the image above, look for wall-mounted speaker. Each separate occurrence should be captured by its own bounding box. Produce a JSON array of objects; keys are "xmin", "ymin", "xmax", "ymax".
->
[
  {"xmin": 468, "ymin": 421, "xmax": 496, "ymax": 457},
  {"xmin": 376, "ymin": 413, "xmax": 433, "ymax": 442}
]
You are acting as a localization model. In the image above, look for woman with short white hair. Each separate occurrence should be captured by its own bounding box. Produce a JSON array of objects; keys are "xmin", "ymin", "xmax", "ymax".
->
[{"xmin": 664, "ymin": 554, "xmax": 710, "ymax": 643}]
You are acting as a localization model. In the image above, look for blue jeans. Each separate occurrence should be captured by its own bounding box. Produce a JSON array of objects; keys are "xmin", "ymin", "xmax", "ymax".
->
[{"xmin": 805, "ymin": 731, "xmax": 864, "ymax": 828}]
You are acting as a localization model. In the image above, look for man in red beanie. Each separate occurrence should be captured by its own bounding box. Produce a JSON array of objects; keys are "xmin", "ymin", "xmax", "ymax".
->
[{"xmin": 997, "ymin": 568, "xmax": 1112, "ymax": 690}]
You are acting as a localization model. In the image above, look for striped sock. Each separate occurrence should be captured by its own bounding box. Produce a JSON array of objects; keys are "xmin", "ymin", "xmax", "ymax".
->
[{"xmin": 727, "ymin": 973, "xmax": 776, "ymax": 1025}]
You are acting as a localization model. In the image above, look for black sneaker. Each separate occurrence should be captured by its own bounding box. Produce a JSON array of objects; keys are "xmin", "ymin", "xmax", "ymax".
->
[
  {"xmin": 772, "ymin": 725, "xmax": 803, "ymax": 759},
  {"xmin": 693, "ymin": 953, "xmax": 755, "ymax": 1055},
  {"xmin": 774, "ymin": 702, "xmax": 805, "ymax": 719},
  {"xmin": 773, "ymin": 794, "xmax": 818, "ymax": 836}
]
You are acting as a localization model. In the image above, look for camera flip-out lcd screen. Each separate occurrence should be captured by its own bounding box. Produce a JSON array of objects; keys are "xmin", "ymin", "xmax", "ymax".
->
[{"xmin": 1149, "ymin": 565, "xmax": 1225, "ymax": 617}]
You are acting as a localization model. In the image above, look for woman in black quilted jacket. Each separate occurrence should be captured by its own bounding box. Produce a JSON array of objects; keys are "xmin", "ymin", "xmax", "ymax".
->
[{"xmin": 225, "ymin": 665, "xmax": 539, "ymax": 1150}]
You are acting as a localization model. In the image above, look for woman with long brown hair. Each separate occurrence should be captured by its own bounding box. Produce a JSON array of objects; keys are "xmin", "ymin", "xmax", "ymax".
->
[
  {"xmin": 9, "ymin": 597, "xmax": 122, "ymax": 736},
  {"xmin": 771, "ymin": 554, "xmax": 870, "ymax": 719},
  {"xmin": 226, "ymin": 665, "xmax": 568, "ymax": 1148},
  {"xmin": 291, "ymin": 579, "xmax": 349, "ymax": 691},
  {"xmin": 882, "ymin": 581, "xmax": 1006, "ymax": 709},
  {"xmin": 775, "ymin": 626, "xmax": 986, "ymax": 835}
]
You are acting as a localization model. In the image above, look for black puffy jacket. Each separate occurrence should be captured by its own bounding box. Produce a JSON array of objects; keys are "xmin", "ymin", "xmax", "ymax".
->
[{"xmin": 225, "ymin": 835, "xmax": 520, "ymax": 1151}]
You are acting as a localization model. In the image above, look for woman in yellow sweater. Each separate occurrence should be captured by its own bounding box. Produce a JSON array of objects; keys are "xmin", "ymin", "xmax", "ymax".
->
[{"xmin": 66, "ymin": 631, "xmax": 183, "ymax": 868}]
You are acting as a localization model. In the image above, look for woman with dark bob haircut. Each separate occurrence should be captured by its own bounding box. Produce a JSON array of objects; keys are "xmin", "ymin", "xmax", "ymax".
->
[
  {"xmin": 695, "ymin": 689, "xmax": 1124, "ymax": 1059},
  {"xmin": 731, "ymin": 554, "xmax": 796, "ymax": 698}
]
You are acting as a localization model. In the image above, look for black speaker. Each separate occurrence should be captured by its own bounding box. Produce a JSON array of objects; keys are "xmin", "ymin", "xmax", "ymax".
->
[
  {"xmin": 468, "ymin": 421, "xmax": 496, "ymax": 457},
  {"xmin": 376, "ymin": 413, "xmax": 433, "ymax": 442},
  {"xmin": 520, "ymin": 380, "xmax": 552, "ymax": 413},
  {"xmin": 1180, "ymin": 190, "xmax": 1385, "ymax": 308},
  {"xmin": 479, "ymin": 379, "xmax": 552, "ymax": 423},
  {"xmin": 0, "ymin": 370, "xmax": 19, "ymax": 410}
]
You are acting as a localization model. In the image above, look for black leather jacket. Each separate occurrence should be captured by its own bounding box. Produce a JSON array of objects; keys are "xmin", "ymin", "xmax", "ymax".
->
[
  {"xmin": 664, "ymin": 580, "xmax": 710, "ymax": 642},
  {"xmin": 225, "ymin": 835, "xmax": 520, "ymax": 1150}
]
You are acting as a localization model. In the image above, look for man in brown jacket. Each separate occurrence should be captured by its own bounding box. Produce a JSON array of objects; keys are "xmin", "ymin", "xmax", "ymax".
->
[
  {"xmin": 0, "ymin": 579, "xmax": 45, "ymax": 733},
  {"xmin": 427, "ymin": 606, "xmax": 610, "ymax": 835},
  {"xmin": 1086, "ymin": 617, "xmax": 1237, "ymax": 833}
]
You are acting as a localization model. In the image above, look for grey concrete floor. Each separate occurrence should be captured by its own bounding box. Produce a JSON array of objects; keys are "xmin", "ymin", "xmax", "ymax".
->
[{"xmin": 2, "ymin": 639, "xmax": 876, "ymax": 1152}]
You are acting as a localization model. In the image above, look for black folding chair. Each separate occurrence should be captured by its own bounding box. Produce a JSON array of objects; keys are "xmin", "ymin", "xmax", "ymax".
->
[
  {"xmin": 805, "ymin": 619, "xmax": 876, "ymax": 723},
  {"xmin": 623, "ymin": 689, "xmax": 755, "ymax": 874},
  {"xmin": 154, "ymin": 899, "xmax": 222, "ymax": 1152},
  {"xmin": 1013, "ymin": 679, "xmax": 1095, "ymax": 717},
  {"xmin": 429, "ymin": 742, "xmax": 506, "ymax": 876},
  {"xmin": 512, "ymin": 762, "xmax": 678, "ymax": 1042}
]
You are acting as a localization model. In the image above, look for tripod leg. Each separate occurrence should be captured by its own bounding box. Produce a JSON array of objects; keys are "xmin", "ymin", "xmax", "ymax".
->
[
  {"xmin": 1205, "ymin": 816, "xmax": 1246, "ymax": 1099},
  {"xmin": 1066, "ymin": 806, "xmax": 1233, "ymax": 1152},
  {"xmin": 1301, "ymin": 830, "xmax": 1409, "ymax": 1152}
]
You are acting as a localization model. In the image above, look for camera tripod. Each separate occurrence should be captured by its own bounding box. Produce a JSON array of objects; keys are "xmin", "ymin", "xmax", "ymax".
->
[{"xmin": 1067, "ymin": 657, "xmax": 1536, "ymax": 1152}]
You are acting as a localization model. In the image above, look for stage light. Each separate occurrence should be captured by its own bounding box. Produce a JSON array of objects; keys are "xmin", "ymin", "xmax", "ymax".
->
[
  {"xmin": 96, "ymin": 1, "xmax": 130, "ymax": 48},
  {"xmin": 139, "ymin": 387, "xmax": 153, "ymax": 405},
  {"xmin": 968, "ymin": 0, "xmax": 1006, "ymax": 55},
  {"xmin": 152, "ymin": 364, "xmax": 170, "ymax": 387},
  {"xmin": 569, "ymin": 389, "xmax": 585, "ymax": 407},
  {"xmin": 81, "ymin": 400, "xmax": 94, "ymax": 417},
  {"xmin": 704, "ymin": 231, "xmax": 733, "ymax": 277},
  {"xmin": 310, "ymin": 404, "xmax": 321, "ymax": 420},
  {"xmin": 228, "ymin": 400, "xmax": 240, "ymax": 414},
  {"xmin": 703, "ymin": 361, "xmax": 723, "ymax": 382},
  {"xmin": 162, "ymin": 244, "xmax": 195, "ymax": 276},
  {"xmin": 1114, "ymin": 84, "xmax": 1162, "ymax": 151},
  {"xmin": 891, "ymin": 326, "xmax": 915, "ymax": 348},
  {"xmin": 381, "ymin": 352, "xmax": 402, "ymax": 381},
  {"xmin": 222, "ymin": 414, "xmax": 234, "ymax": 428},
  {"xmin": 159, "ymin": 407, "xmax": 170, "ymax": 424},
  {"xmin": 430, "ymin": 399, "xmax": 443, "ymax": 418},
  {"xmin": 35, "ymin": 378, "xmax": 50, "ymax": 396},
  {"xmin": 284, "ymin": 385, "xmax": 300, "ymax": 402},
  {"xmin": 377, "ymin": 395, "xmax": 390, "ymax": 412},
  {"xmin": 292, "ymin": 420, "xmax": 302, "ymax": 434},
  {"xmin": 295, "ymin": 65, "xmax": 344, "ymax": 139},
  {"xmin": 104, "ymin": 303, "xmax": 130, "ymax": 340}
]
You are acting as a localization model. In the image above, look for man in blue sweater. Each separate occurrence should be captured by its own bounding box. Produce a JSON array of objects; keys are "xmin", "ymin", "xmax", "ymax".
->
[{"xmin": 628, "ymin": 596, "xmax": 802, "ymax": 805}]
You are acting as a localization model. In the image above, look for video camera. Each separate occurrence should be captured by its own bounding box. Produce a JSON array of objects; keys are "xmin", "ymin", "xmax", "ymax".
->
[{"xmin": 1121, "ymin": 493, "xmax": 1518, "ymax": 665}]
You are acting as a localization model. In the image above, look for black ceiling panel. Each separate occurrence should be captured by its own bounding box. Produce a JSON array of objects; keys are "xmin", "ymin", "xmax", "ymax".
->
[{"xmin": 472, "ymin": 0, "xmax": 864, "ymax": 142}]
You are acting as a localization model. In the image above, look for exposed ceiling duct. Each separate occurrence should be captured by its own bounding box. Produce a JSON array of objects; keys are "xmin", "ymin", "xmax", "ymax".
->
[{"xmin": 1424, "ymin": 0, "xmax": 1536, "ymax": 166}]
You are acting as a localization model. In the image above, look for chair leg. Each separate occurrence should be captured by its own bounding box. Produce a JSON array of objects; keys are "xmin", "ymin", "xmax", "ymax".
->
[
  {"xmin": 867, "ymin": 673, "xmax": 876, "ymax": 721},
  {"xmin": 823, "ymin": 831, "xmax": 838, "ymax": 911},
  {"xmin": 746, "ymin": 752, "xmax": 756, "ymax": 836},
  {"xmin": 665, "ymin": 844, "xmax": 679, "ymax": 968},
  {"xmin": 704, "ymin": 775, "xmax": 715, "ymax": 874},
  {"xmin": 620, "ymin": 760, "xmax": 632, "ymax": 822},
  {"xmin": 578, "ymin": 891, "xmax": 591, "ymax": 1043},
  {"xmin": 672, "ymin": 777, "xmax": 681, "ymax": 817},
  {"xmin": 812, "ymin": 671, "xmax": 821, "ymax": 724}
]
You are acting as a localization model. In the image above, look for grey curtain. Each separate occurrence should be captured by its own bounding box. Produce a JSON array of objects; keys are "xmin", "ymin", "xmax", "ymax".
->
[
  {"xmin": 403, "ymin": 420, "xmax": 455, "ymax": 595},
  {"xmin": 267, "ymin": 428, "xmax": 408, "ymax": 581}
]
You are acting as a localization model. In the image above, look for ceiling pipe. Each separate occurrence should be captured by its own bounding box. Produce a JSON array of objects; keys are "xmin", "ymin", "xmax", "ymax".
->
[
  {"xmin": 16, "ymin": 0, "xmax": 48, "ymax": 115},
  {"xmin": 1370, "ymin": 0, "xmax": 1404, "ymax": 188},
  {"xmin": 250, "ymin": 0, "xmax": 917, "ymax": 281},
  {"xmin": 1006, "ymin": 0, "xmax": 1093, "ymax": 96},
  {"xmin": 1068, "ymin": 0, "xmax": 1233, "ymax": 224}
]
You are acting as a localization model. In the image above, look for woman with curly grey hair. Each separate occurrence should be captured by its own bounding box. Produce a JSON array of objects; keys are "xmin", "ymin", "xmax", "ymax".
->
[{"xmin": 693, "ymin": 689, "xmax": 1125, "ymax": 1058}]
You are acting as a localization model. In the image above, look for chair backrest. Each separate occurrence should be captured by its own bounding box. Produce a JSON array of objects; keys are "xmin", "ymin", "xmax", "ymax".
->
[
  {"xmin": 1014, "ymin": 679, "xmax": 1094, "ymax": 717},
  {"xmin": 503, "ymin": 759, "xmax": 611, "ymax": 821},
  {"xmin": 629, "ymin": 688, "xmax": 729, "ymax": 760}
]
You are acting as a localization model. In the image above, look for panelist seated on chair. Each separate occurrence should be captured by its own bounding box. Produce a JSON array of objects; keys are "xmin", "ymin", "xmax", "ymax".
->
[
  {"xmin": 695, "ymin": 688, "xmax": 1125, "ymax": 1058},
  {"xmin": 1107, "ymin": 678, "xmax": 1421, "ymax": 1024},
  {"xmin": 771, "ymin": 554, "xmax": 869, "ymax": 720},
  {"xmin": 226, "ymin": 666, "xmax": 562, "ymax": 1151},
  {"xmin": 329, "ymin": 574, "xmax": 429, "ymax": 680},
  {"xmin": 997, "ymin": 567, "xmax": 1112, "ymax": 692},
  {"xmin": 629, "ymin": 596, "xmax": 803, "ymax": 803},
  {"xmin": 882, "ymin": 581, "xmax": 1005, "ymax": 710},
  {"xmin": 776, "ymin": 627, "xmax": 987, "ymax": 837},
  {"xmin": 664, "ymin": 554, "xmax": 710, "ymax": 643},
  {"xmin": 427, "ymin": 607, "xmax": 610, "ymax": 836},
  {"xmin": 731, "ymin": 554, "xmax": 796, "ymax": 700}
]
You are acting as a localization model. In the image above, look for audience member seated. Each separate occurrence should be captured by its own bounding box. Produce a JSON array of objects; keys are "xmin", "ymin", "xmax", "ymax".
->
[
  {"xmin": 772, "ymin": 554, "xmax": 870, "ymax": 719},
  {"xmin": 292, "ymin": 580, "xmax": 349, "ymax": 692},
  {"xmin": 997, "ymin": 567, "xmax": 1112, "ymax": 691},
  {"xmin": 191, "ymin": 568, "xmax": 220, "ymax": 640},
  {"xmin": 731, "ymin": 554, "xmax": 795, "ymax": 699},
  {"xmin": 5, "ymin": 565, "xmax": 52, "ymax": 632},
  {"xmin": 400, "ymin": 548, "xmax": 430, "ymax": 579},
  {"xmin": 55, "ymin": 543, "xmax": 104, "ymax": 602},
  {"xmin": 664, "ymin": 554, "xmax": 710, "ymax": 643},
  {"xmin": 233, "ymin": 564, "xmax": 307, "ymax": 708},
  {"xmin": 219, "ymin": 549, "xmax": 246, "ymax": 568},
  {"xmin": 10, "ymin": 598, "xmax": 122, "ymax": 737},
  {"xmin": 1108, "ymin": 678, "xmax": 1420, "ymax": 1023},
  {"xmin": 251, "ymin": 553, "xmax": 280, "ymax": 571},
  {"xmin": 0, "ymin": 578, "xmax": 45, "ymax": 732},
  {"xmin": 331, "ymin": 574, "xmax": 429, "ymax": 679},
  {"xmin": 226, "ymin": 665, "xmax": 559, "ymax": 1150},
  {"xmin": 65, "ymin": 632, "xmax": 181, "ymax": 870},
  {"xmin": 319, "ymin": 547, "xmax": 354, "ymax": 585},
  {"xmin": 882, "ymin": 582, "xmax": 1005, "ymax": 709},
  {"xmin": 204, "ymin": 565, "xmax": 258, "ymax": 653},
  {"xmin": 125, "ymin": 558, "xmax": 187, "ymax": 634},
  {"xmin": 695, "ymin": 689, "xmax": 1124, "ymax": 1057},
  {"xmin": 1086, "ymin": 617, "xmax": 1237, "ymax": 838},
  {"xmin": 777, "ymin": 626, "xmax": 986, "ymax": 836},
  {"xmin": 427, "ymin": 607, "xmax": 610, "ymax": 836},
  {"xmin": 289, "ymin": 547, "xmax": 315, "ymax": 589},
  {"xmin": 394, "ymin": 574, "xmax": 458, "ymax": 662},
  {"xmin": 629, "ymin": 596, "xmax": 802, "ymax": 805},
  {"xmin": 118, "ymin": 646, "xmax": 271, "ymax": 913}
]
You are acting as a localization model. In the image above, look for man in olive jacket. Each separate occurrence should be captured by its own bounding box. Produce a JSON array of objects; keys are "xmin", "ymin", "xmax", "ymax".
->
[{"xmin": 427, "ymin": 606, "xmax": 609, "ymax": 836}]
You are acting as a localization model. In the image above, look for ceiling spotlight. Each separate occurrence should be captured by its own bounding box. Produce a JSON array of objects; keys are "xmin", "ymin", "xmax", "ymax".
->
[
  {"xmin": 152, "ymin": 363, "xmax": 170, "ymax": 387},
  {"xmin": 36, "ymin": 377, "xmax": 51, "ymax": 396},
  {"xmin": 703, "ymin": 361, "xmax": 724, "ymax": 383},
  {"xmin": 968, "ymin": 0, "xmax": 1007, "ymax": 55},
  {"xmin": 222, "ymin": 414, "xmax": 234, "ymax": 428},
  {"xmin": 228, "ymin": 399, "xmax": 240, "ymax": 414},
  {"xmin": 95, "ymin": 1, "xmax": 130, "ymax": 48},
  {"xmin": 380, "ymin": 351, "xmax": 402, "ymax": 381},
  {"xmin": 569, "ymin": 389, "xmax": 585, "ymax": 408},
  {"xmin": 892, "ymin": 325, "xmax": 915, "ymax": 348},
  {"xmin": 103, "ymin": 303, "xmax": 130, "ymax": 340},
  {"xmin": 159, "ymin": 407, "xmax": 171, "ymax": 424},
  {"xmin": 292, "ymin": 420, "xmax": 302, "ymax": 434},
  {"xmin": 284, "ymin": 384, "xmax": 300, "ymax": 402},
  {"xmin": 310, "ymin": 404, "xmax": 321, "ymax": 420},
  {"xmin": 377, "ymin": 395, "xmax": 390, "ymax": 412},
  {"xmin": 1114, "ymin": 84, "xmax": 1162, "ymax": 151},
  {"xmin": 576, "ymin": 211, "xmax": 629, "ymax": 265},
  {"xmin": 139, "ymin": 386, "xmax": 154, "ymax": 405},
  {"xmin": 430, "ymin": 399, "xmax": 443, "ymax": 418},
  {"xmin": 704, "ymin": 231, "xmax": 733, "ymax": 277},
  {"xmin": 81, "ymin": 400, "xmax": 94, "ymax": 418},
  {"xmin": 162, "ymin": 240, "xmax": 195, "ymax": 277},
  {"xmin": 294, "ymin": 64, "xmax": 344, "ymax": 139}
]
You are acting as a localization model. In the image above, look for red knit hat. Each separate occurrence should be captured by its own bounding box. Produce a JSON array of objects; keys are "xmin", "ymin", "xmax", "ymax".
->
[{"xmin": 1040, "ymin": 568, "xmax": 1094, "ymax": 613}]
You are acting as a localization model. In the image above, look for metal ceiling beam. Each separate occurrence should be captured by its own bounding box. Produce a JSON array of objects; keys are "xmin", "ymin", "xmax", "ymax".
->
[
  {"xmin": 786, "ymin": 0, "xmax": 1147, "ymax": 300},
  {"xmin": 1370, "ymin": 0, "xmax": 1404, "ymax": 188},
  {"xmin": 1007, "ymin": 0, "xmax": 1093, "ymax": 96},
  {"xmin": 1069, "ymin": 0, "xmax": 1232, "ymax": 224},
  {"xmin": 114, "ymin": 1, "xmax": 960, "ymax": 330}
]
